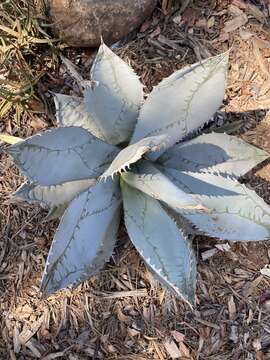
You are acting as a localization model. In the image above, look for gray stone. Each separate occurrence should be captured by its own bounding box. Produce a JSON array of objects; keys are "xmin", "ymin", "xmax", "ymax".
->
[{"xmin": 48, "ymin": 0, "xmax": 156, "ymax": 47}]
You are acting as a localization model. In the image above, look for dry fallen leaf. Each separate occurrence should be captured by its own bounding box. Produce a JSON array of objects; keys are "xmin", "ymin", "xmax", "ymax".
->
[
  {"xmin": 215, "ymin": 243, "xmax": 231, "ymax": 252},
  {"xmin": 128, "ymin": 327, "xmax": 140, "ymax": 337},
  {"xmin": 30, "ymin": 117, "xmax": 47, "ymax": 132},
  {"xmin": 18, "ymin": 316, "xmax": 45, "ymax": 346},
  {"xmin": 171, "ymin": 330, "xmax": 185, "ymax": 343},
  {"xmin": 179, "ymin": 341, "xmax": 191, "ymax": 358},
  {"xmin": 228, "ymin": 295, "xmax": 236, "ymax": 320},
  {"xmin": 260, "ymin": 265, "xmax": 270, "ymax": 278},
  {"xmin": 228, "ymin": 4, "xmax": 245, "ymax": 16},
  {"xmin": 224, "ymin": 14, "xmax": 248, "ymax": 32},
  {"xmin": 207, "ymin": 17, "xmax": 215, "ymax": 28},
  {"xmin": 201, "ymin": 248, "xmax": 218, "ymax": 261},
  {"xmin": 239, "ymin": 29, "xmax": 253, "ymax": 40},
  {"xmin": 247, "ymin": 4, "xmax": 265, "ymax": 23},
  {"xmin": 14, "ymin": 304, "xmax": 33, "ymax": 321},
  {"xmin": 173, "ymin": 15, "xmax": 182, "ymax": 25},
  {"xmin": 253, "ymin": 338, "xmax": 262, "ymax": 352},
  {"xmin": 256, "ymin": 163, "xmax": 270, "ymax": 181},
  {"xmin": 164, "ymin": 338, "xmax": 182, "ymax": 359},
  {"xmin": 13, "ymin": 324, "xmax": 21, "ymax": 354}
]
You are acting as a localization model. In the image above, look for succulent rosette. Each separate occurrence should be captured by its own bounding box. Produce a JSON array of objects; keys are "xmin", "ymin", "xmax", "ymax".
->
[{"xmin": 8, "ymin": 43, "xmax": 270, "ymax": 305}]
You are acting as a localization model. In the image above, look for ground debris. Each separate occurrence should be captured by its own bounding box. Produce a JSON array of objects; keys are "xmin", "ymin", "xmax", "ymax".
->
[{"xmin": 1, "ymin": 1, "xmax": 270, "ymax": 359}]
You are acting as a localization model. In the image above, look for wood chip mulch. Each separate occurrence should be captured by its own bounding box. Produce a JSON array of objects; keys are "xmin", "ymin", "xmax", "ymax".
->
[{"xmin": 1, "ymin": 1, "xmax": 270, "ymax": 359}]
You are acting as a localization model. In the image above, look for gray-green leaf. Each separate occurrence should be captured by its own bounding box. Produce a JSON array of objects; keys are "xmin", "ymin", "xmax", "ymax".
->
[
  {"xmin": 159, "ymin": 132, "xmax": 269, "ymax": 177},
  {"xmin": 54, "ymin": 93, "xmax": 105, "ymax": 141},
  {"xmin": 122, "ymin": 161, "xmax": 204, "ymax": 211},
  {"xmin": 84, "ymin": 43, "xmax": 144, "ymax": 145},
  {"xmin": 100, "ymin": 134, "xmax": 168, "ymax": 180},
  {"xmin": 164, "ymin": 169, "xmax": 270, "ymax": 241},
  {"xmin": 162, "ymin": 167, "xmax": 240, "ymax": 196},
  {"xmin": 8, "ymin": 127, "xmax": 119, "ymax": 186},
  {"xmin": 121, "ymin": 180, "xmax": 197, "ymax": 305},
  {"xmin": 41, "ymin": 180, "xmax": 121, "ymax": 295},
  {"xmin": 131, "ymin": 52, "xmax": 229, "ymax": 159},
  {"xmin": 15, "ymin": 178, "xmax": 96, "ymax": 209}
]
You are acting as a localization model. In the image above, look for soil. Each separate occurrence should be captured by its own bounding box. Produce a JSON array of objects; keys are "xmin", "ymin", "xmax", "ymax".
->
[{"xmin": 1, "ymin": 1, "xmax": 270, "ymax": 359}]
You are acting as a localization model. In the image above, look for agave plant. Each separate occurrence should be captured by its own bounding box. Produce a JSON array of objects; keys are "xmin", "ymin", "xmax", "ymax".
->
[{"xmin": 7, "ymin": 43, "xmax": 270, "ymax": 305}]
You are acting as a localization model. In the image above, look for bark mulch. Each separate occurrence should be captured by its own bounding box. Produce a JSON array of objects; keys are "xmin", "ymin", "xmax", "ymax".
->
[{"xmin": 1, "ymin": 1, "xmax": 270, "ymax": 359}]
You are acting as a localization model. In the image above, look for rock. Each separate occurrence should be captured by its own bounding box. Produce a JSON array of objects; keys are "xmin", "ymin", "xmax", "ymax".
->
[{"xmin": 47, "ymin": 0, "xmax": 156, "ymax": 47}]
